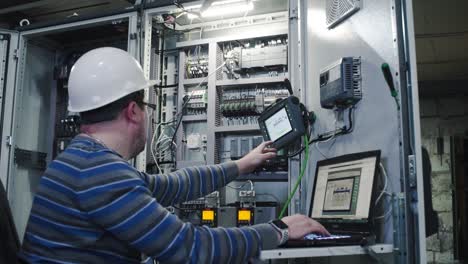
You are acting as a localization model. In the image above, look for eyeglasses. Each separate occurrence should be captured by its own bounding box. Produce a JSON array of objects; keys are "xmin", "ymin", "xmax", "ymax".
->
[
  {"xmin": 141, "ymin": 101, "xmax": 157, "ymax": 111},
  {"xmin": 140, "ymin": 101, "xmax": 157, "ymax": 118}
]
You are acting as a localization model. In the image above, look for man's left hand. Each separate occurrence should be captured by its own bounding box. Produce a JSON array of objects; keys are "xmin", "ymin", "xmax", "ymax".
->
[{"xmin": 236, "ymin": 141, "xmax": 277, "ymax": 174}]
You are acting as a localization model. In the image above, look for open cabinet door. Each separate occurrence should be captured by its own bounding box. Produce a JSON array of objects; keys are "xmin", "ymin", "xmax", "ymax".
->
[
  {"xmin": 7, "ymin": 33, "xmax": 58, "ymax": 242},
  {"xmin": 0, "ymin": 30, "xmax": 19, "ymax": 191},
  {"xmin": 3, "ymin": 12, "xmax": 139, "ymax": 242}
]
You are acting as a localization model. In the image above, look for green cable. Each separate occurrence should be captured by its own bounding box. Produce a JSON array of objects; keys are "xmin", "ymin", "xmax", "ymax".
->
[{"xmin": 278, "ymin": 135, "xmax": 309, "ymax": 218}]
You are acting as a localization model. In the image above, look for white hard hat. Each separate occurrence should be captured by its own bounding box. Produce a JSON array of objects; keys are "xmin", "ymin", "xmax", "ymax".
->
[{"xmin": 67, "ymin": 47, "xmax": 158, "ymax": 112}]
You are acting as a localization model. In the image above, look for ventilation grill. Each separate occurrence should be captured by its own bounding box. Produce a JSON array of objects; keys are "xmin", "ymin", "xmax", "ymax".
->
[
  {"xmin": 352, "ymin": 57, "xmax": 362, "ymax": 98},
  {"xmin": 215, "ymin": 87, "xmax": 222, "ymax": 127},
  {"xmin": 326, "ymin": 0, "xmax": 361, "ymax": 29},
  {"xmin": 344, "ymin": 63, "xmax": 353, "ymax": 90},
  {"xmin": 214, "ymin": 134, "xmax": 222, "ymax": 164}
]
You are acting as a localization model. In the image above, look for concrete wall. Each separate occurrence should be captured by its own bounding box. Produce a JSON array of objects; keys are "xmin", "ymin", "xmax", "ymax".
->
[{"xmin": 420, "ymin": 96, "xmax": 468, "ymax": 263}]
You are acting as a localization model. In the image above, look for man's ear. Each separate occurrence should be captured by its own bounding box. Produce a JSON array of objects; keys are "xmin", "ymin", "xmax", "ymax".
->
[{"xmin": 124, "ymin": 101, "xmax": 143, "ymax": 124}]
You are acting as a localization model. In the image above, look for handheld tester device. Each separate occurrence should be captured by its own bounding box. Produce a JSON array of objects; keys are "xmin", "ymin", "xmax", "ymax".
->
[{"xmin": 258, "ymin": 96, "xmax": 306, "ymax": 149}]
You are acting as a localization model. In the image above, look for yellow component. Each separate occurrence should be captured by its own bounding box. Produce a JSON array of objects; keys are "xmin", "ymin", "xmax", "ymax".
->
[
  {"xmin": 238, "ymin": 210, "xmax": 251, "ymax": 221},
  {"xmin": 202, "ymin": 210, "xmax": 215, "ymax": 221}
]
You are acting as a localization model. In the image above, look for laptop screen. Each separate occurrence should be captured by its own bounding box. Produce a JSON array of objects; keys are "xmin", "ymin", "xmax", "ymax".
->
[{"xmin": 310, "ymin": 151, "xmax": 380, "ymax": 221}]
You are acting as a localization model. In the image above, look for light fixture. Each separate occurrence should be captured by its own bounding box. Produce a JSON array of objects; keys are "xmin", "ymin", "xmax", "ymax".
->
[
  {"xmin": 179, "ymin": 3, "xmax": 201, "ymax": 20},
  {"xmin": 185, "ymin": 4, "xmax": 202, "ymax": 10},
  {"xmin": 212, "ymin": 0, "xmax": 247, "ymax": 5},
  {"xmin": 186, "ymin": 12, "xmax": 200, "ymax": 20},
  {"xmin": 201, "ymin": 0, "xmax": 254, "ymax": 18}
]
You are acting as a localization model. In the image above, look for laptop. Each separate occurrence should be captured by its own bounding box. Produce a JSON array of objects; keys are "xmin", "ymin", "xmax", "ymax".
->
[{"xmin": 284, "ymin": 150, "xmax": 381, "ymax": 247}]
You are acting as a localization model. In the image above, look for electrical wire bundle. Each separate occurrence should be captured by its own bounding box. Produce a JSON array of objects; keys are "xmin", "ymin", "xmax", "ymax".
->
[
  {"xmin": 166, "ymin": 61, "xmax": 227, "ymax": 167},
  {"xmin": 374, "ymin": 163, "xmax": 393, "ymax": 221},
  {"xmin": 287, "ymin": 107, "xmax": 355, "ymax": 158},
  {"xmin": 149, "ymin": 57, "xmax": 226, "ymax": 172},
  {"xmin": 150, "ymin": 121, "xmax": 176, "ymax": 172}
]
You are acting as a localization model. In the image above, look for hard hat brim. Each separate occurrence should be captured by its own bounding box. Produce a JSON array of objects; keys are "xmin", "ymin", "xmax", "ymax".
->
[{"xmin": 68, "ymin": 79, "xmax": 160, "ymax": 113}]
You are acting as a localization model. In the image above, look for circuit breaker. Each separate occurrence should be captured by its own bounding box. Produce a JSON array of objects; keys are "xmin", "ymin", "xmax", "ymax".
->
[
  {"xmin": 185, "ymin": 88, "xmax": 207, "ymax": 115},
  {"xmin": 185, "ymin": 46, "xmax": 209, "ymax": 79},
  {"xmin": 219, "ymin": 85, "xmax": 289, "ymax": 126}
]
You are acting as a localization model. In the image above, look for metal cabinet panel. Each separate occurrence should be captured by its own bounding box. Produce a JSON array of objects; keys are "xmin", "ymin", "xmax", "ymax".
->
[
  {"xmin": 4, "ymin": 12, "xmax": 139, "ymax": 241},
  {"xmin": 296, "ymin": 0, "xmax": 426, "ymax": 262},
  {"xmin": 0, "ymin": 30, "xmax": 19, "ymax": 190}
]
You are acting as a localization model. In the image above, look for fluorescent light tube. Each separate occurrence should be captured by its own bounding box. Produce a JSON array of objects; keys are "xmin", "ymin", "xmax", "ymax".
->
[{"xmin": 201, "ymin": 1, "xmax": 254, "ymax": 18}]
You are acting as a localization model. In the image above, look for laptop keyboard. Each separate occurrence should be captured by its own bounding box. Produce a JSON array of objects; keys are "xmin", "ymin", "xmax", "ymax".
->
[{"xmin": 304, "ymin": 233, "xmax": 352, "ymax": 241}]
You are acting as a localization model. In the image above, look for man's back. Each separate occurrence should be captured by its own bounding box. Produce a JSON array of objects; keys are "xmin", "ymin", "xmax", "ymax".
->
[{"xmin": 20, "ymin": 136, "xmax": 143, "ymax": 263}]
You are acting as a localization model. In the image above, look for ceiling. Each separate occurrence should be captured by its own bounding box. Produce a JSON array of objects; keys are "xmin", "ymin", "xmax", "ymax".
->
[
  {"xmin": 0, "ymin": 0, "xmax": 135, "ymax": 28},
  {"xmin": 0, "ymin": 0, "xmax": 40, "ymax": 9},
  {"xmin": 413, "ymin": 0, "xmax": 468, "ymax": 97}
]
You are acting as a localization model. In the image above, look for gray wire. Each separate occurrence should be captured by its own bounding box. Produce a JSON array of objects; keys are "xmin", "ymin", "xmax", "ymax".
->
[
  {"xmin": 374, "ymin": 163, "xmax": 393, "ymax": 221},
  {"xmin": 226, "ymin": 180, "xmax": 254, "ymax": 191},
  {"xmin": 375, "ymin": 163, "xmax": 390, "ymax": 206}
]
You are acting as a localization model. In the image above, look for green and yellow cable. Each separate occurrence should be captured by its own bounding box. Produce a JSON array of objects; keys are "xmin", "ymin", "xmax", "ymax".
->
[{"xmin": 279, "ymin": 135, "xmax": 309, "ymax": 218}]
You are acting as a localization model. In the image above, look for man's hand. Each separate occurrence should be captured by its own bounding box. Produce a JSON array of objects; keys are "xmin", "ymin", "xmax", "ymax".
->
[
  {"xmin": 281, "ymin": 214, "xmax": 330, "ymax": 240},
  {"xmin": 235, "ymin": 141, "xmax": 277, "ymax": 174}
]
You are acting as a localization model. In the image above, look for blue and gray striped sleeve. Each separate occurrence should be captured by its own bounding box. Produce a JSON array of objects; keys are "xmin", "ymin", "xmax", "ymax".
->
[
  {"xmin": 78, "ymin": 162, "xmax": 280, "ymax": 263},
  {"xmin": 141, "ymin": 162, "xmax": 239, "ymax": 206}
]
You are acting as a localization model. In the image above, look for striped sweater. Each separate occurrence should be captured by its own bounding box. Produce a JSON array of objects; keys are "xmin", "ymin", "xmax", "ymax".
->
[{"xmin": 19, "ymin": 135, "xmax": 279, "ymax": 263}]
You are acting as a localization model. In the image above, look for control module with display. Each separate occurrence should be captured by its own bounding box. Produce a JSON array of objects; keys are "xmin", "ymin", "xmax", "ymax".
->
[
  {"xmin": 320, "ymin": 57, "xmax": 362, "ymax": 109},
  {"xmin": 258, "ymin": 96, "xmax": 306, "ymax": 149}
]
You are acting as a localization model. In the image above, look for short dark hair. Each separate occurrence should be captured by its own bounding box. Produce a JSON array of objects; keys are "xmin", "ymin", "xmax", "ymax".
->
[{"xmin": 80, "ymin": 90, "xmax": 144, "ymax": 124}]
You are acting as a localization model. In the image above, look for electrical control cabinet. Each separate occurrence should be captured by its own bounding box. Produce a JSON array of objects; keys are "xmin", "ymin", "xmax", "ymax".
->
[
  {"xmin": 213, "ymin": 36, "xmax": 290, "ymax": 176},
  {"xmin": 155, "ymin": 27, "xmax": 291, "ymax": 177},
  {"xmin": 140, "ymin": 5, "xmax": 291, "ymax": 230}
]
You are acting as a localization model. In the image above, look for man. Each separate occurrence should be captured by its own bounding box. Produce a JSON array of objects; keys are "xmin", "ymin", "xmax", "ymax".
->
[{"xmin": 19, "ymin": 47, "xmax": 328, "ymax": 263}]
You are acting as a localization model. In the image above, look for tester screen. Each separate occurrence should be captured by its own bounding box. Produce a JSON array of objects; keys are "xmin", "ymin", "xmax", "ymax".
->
[{"xmin": 265, "ymin": 108, "xmax": 293, "ymax": 142}]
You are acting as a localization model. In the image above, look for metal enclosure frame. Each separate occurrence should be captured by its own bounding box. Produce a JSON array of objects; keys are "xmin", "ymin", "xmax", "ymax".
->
[
  {"xmin": 398, "ymin": 0, "xmax": 427, "ymax": 262},
  {"xmin": 0, "ymin": 12, "xmax": 139, "ymax": 240},
  {"xmin": 287, "ymin": 0, "xmax": 304, "ymax": 216},
  {"xmin": 0, "ymin": 0, "xmax": 427, "ymax": 262},
  {"xmin": 0, "ymin": 30, "xmax": 19, "ymax": 189},
  {"xmin": 140, "ymin": 1, "xmax": 293, "ymax": 217}
]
